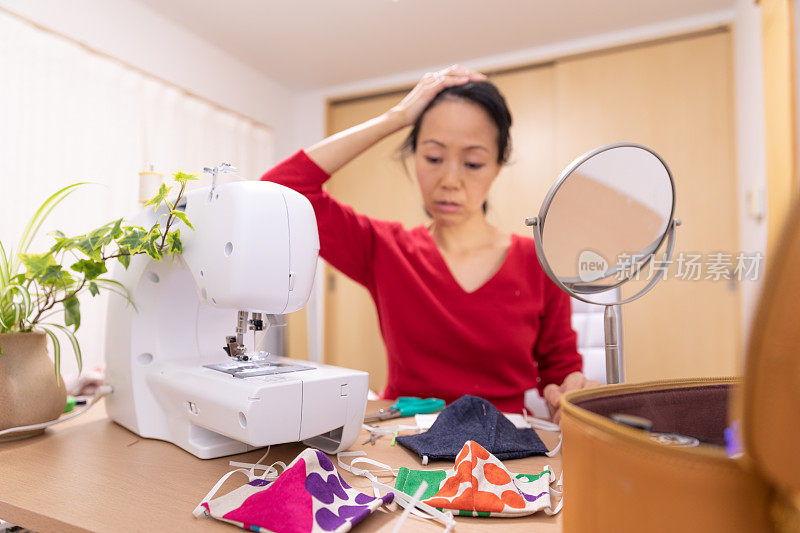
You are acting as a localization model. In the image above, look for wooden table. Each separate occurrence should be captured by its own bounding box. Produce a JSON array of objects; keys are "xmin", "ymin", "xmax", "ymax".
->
[{"xmin": 0, "ymin": 400, "xmax": 562, "ymax": 532}]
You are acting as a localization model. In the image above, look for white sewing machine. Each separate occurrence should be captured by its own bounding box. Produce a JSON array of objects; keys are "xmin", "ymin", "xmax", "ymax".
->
[{"xmin": 104, "ymin": 165, "xmax": 369, "ymax": 459}]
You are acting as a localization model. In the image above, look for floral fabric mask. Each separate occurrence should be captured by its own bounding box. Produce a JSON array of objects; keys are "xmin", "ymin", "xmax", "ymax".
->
[{"xmin": 196, "ymin": 448, "xmax": 393, "ymax": 533}]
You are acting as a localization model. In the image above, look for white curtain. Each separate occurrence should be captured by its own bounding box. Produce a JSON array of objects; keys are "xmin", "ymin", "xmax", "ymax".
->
[{"xmin": 0, "ymin": 10, "xmax": 274, "ymax": 376}]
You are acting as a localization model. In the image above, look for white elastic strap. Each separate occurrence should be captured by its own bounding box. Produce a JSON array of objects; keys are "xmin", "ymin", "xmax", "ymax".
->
[
  {"xmin": 338, "ymin": 452, "xmax": 455, "ymax": 532},
  {"xmin": 192, "ymin": 468, "xmax": 252, "ymax": 518},
  {"xmin": 541, "ymin": 464, "xmax": 555, "ymax": 483},
  {"xmin": 544, "ymin": 491, "xmax": 564, "ymax": 516},
  {"xmin": 228, "ymin": 461, "xmax": 286, "ymax": 472},
  {"xmin": 0, "ymin": 384, "xmax": 113, "ymax": 438},
  {"xmin": 246, "ymin": 447, "xmax": 270, "ymax": 480},
  {"xmin": 362, "ymin": 423, "xmax": 420, "ymax": 437},
  {"xmin": 194, "ymin": 448, "xmax": 287, "ymax": 518},
  {"xmin": 546, "ymin": 434, "xmax": 562, "ymax": 457},
  {"xmin": 542, "ymin": 467, "xmax": 564, "ymax": 515},
  {"xmin": 337, "ymin": 451, "xmax": 397, "ymax": 477},
  {"xmin": 338, "ymin": 451, "xmax": 398, "ymax": 498},
  {"xmin": 547, "ymin": 467, "xmax": 563, "ymax": 495},
  {"xmin": 528, "ymin": 416, "xmax": 562, "ymax": 433},
  {"xmin": 391, "ymin": 480, "xmax": 427, "ymax": 533},
  {"xmin": 422, "ymin": 455, "xmax": 429, "ymax": 465},
  {"xmin": 371, "ymin": 477, "xmax": 455, "ymax": 531}
]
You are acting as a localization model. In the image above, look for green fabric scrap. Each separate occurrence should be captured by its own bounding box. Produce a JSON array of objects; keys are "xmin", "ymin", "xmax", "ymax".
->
[{"xmin": 394, "ymin": 467, "xmax": 448, "ymax": 500}]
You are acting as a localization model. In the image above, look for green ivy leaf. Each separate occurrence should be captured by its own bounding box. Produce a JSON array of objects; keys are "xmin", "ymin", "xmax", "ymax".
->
[
  {"xmin": 63, "ymin": 296, "xmax": 80, "ymax": 331},
  {"xmin": 90, "ymin": 226, "xmax": 114, "ymax": 249},
  {"xmin": 173, "ymin": 170, "xmax": 201, "ymax": 184},
  {"xmin": 147, "ymin": 222, "xmax": 162, "ymax": 239},
  {"xmin": 143, "ymin": 183, "xmax": 172, "ymax": 211},
  {"xmin": 166, "ymin": 229, "xmax": 182, "ymax": 255},
  {"xmin": 19, "ymin": 252, "xmax": 56, "ymax": 278},
  {"xmin": 117, "ymin": 227, "xmax": 148, "ymax": 253},
  {"xmin": 141, "ymin": 237, "xmax": 162, "ymax": 261},
  {"xmin": 117, "ymin": 251, "xmax": 131, "ymax": 270},
  {"xmin": 109, "ymin": 218, "xmax": 124, "ymax": 240},
  {"xmin": 74, "ymin": 228, "xmax": 110, "ymax": 260},
  {"xmin": 50, "ymin": 235, "xmax": 77, "ymax": 254},
  {"xmin": 71, "ymin": 259, "xmax": 107, "ymax": 280},
  {"xmin": 38, "ymin": 264, "xmax": 76, "ymax": 287},
  {"xmin": 170, "ymin": 210, "xmax": 194, "ymax": 230},
  {"xmin": 88, "ymin": 281, "xmax": 99, "ymax": 297}
]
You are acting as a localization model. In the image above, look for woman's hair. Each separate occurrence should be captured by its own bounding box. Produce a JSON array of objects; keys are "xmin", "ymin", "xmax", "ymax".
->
[{"xmin": 399, "ymin": 80, "xmax": 513, "ymax": 164}]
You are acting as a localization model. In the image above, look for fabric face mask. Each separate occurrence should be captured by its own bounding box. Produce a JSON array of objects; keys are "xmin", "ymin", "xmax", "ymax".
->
[
  {"xmin": 195, "ymin": 447, "xmax": 393, "ymax": 533},
  {"xmin": 394, "ymin": 440, "xmax": 558, "ymax": 517},
  {"xmin": 395, "ymin": 395, "xmax": 550, "ymax": 463}
]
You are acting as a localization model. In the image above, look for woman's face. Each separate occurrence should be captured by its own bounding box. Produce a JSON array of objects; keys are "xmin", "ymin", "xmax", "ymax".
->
[{"xmin": 414, "ymin": 99, "xmax": 502, "ymax": 226}]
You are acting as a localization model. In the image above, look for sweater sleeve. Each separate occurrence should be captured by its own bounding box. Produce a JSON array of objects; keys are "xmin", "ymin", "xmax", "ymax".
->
[
  {"xmin": 260, "ymin": 150, "xmax": 377, "ymax": 289},
  {"xmin": 533, "ymin": 277, "xmax": 583, "ymax": 394}
]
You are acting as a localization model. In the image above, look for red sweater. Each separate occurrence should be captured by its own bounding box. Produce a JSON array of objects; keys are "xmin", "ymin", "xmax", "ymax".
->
[{"xmin": 262, "ymin": 151, "xmax": 582, "ymax": 412}]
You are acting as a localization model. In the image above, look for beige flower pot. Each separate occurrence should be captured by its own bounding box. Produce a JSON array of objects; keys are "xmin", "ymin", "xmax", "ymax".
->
[{"xmin": 0, "ymin": 331, "xmax": 67, "ymax": 441}]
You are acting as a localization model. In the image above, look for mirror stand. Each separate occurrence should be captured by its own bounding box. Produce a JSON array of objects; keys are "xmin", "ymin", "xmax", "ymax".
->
[
  {"xmin": 604, "ymin": 304, "xmax": 624, "ymax": 383},
  {"xmin": 527, "ymin": 215, "xmax": 681, "ymax": 385}
]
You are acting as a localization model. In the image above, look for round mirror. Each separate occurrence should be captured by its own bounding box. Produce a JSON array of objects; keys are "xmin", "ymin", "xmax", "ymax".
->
[
  {"xmin": 526, "ymin": 142, "xmax": 679, "ymax": 383},
  {"xmin": 530, "ymin": 143, "xmax": 676, "ymax": 303}
]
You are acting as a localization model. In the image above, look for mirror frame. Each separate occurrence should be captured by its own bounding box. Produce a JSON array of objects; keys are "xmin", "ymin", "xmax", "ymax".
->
[{"xmin": 526, "ymin": 142, "xmax": 678, "ymax": 306}]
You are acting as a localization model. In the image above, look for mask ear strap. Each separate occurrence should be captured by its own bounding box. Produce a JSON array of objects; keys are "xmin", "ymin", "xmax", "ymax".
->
[
  {"xmin": 371, "ymin": 477, "xmax": 456, "ymax": 531},
  {"xmin": 523, "ymin": 409, "xmax": 562, "ymax": 432},
  {"xmin": 544, "ymin": 493, "xmax": 564, "ymax": 516},
  {"xmin": 192, "ymin": 468, "xmax": 253, "ymax": 518},
  {"xmin": 195, "ymin": 447, "xmax": 288, "ymax": 519},
  {"xmin": 546, "ymin": 434, "xmax": 562, "ymax": 457},
  {"xmin": 542, "ymin": 466, "xmax": 564, "ymax": 515},
  {"xmin": 338, "ymin": 451, "xmax": 397, "ymax": 498},
  {"xmin": 338, "ymin": 451, "xmax": 456, "ymax": 532}
]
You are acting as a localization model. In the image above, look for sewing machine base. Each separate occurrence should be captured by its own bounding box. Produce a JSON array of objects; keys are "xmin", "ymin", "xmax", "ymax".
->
[{"xmin": 107, "ymin": 356, "xmax": 369, "ymax": 459}]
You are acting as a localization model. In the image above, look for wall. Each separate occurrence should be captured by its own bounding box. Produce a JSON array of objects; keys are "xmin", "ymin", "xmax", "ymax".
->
[
  {"xmin": 291, "ymin": 7, "xmax": 768, "ymax": 360},
  {"xmin": 0, "ymin": 0, "xmax": 296, "ymax": 160},
  {"xmin": 290, "ymin": 10, "xmax": 736, "ymax": 150}
]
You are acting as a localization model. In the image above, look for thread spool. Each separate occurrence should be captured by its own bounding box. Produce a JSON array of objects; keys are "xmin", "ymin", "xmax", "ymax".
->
[{"xmin": 138, "ymin": 165, "xmax": 163, "ymax": 204}]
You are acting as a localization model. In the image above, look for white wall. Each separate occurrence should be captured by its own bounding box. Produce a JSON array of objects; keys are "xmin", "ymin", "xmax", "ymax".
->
[
  {"xmin": 0, "ymin": 0, "xmax": 296, "ymax": 161},
  {"xmin": 290, "ymin": 6, "xmax": 769, "ymax": 358}
]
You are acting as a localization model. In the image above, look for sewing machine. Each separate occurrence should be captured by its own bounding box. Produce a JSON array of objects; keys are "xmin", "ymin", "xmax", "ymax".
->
[{"xmin": 104, "ymin": 166, "xmax": 369, "ymax": 459}]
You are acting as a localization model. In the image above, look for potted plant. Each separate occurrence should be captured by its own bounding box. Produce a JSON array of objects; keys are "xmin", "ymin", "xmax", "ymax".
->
[{"xmin": 0, "ymin": 171, "xmax": 199, "ymax": 440}]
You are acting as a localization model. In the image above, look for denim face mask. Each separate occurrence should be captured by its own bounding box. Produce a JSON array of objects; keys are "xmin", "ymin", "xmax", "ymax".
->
[
  {"xmin": 394, "ymin": 440, "xmax": 558, "ymax": 517},
  {"xmin": 195, "ymin": 448, "xmax": 393, "ymax": 533},
  {"xmin": 395, "ymin": 395, "xmax": 550, "ymax": 463}
]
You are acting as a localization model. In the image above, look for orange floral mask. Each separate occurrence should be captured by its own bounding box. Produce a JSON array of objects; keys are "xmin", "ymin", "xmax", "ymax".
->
[{"xmin": 395, "ymin": 440, "xmax": 560, "ymax": 518}]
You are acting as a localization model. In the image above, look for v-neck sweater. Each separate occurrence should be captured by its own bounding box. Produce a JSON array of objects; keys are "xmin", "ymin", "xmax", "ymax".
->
[{"xmin": 261, "ymin": 150, "xmax": 582, "ymax": 412}]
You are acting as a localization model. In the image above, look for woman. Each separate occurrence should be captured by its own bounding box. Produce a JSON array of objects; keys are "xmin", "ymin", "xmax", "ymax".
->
[{"xmin": 262, "ymin": 65, "xmax": 597, "ymax": 420}]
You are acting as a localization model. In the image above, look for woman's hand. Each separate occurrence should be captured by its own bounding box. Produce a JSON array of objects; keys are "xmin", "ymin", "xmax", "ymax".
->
[
  {"xmin": 306, "ymin": 65, "xmax": 485, "ymax": 175},
  {"xmin": 389, "ymin": 64, "xmax": 487, "ymax": 128},
  {"xmin": 543, "ymin": 372, "xmax": 601, "ymax": 425}
]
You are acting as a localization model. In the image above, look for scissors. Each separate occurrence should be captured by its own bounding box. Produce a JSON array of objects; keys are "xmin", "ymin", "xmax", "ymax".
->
[{"xmin": 363, "ymin": 396, "xmax": 445, "ymax": 423}]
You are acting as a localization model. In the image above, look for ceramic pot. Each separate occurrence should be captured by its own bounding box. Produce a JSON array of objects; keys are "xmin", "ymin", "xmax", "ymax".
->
[{"xmin": 0, "ymin": 331, "xmax": 67, "ymax": 441}]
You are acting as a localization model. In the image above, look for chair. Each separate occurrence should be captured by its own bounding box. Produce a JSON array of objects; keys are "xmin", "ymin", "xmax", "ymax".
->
[{"xmin": 524, "ymin": 289, "xmax": 619, "ymax": 418}]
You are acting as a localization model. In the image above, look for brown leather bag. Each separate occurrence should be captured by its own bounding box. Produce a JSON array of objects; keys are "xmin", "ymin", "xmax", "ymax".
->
[{"xmin": 560, "ymin": 200, "xmax": 800, "ymax": 533}]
